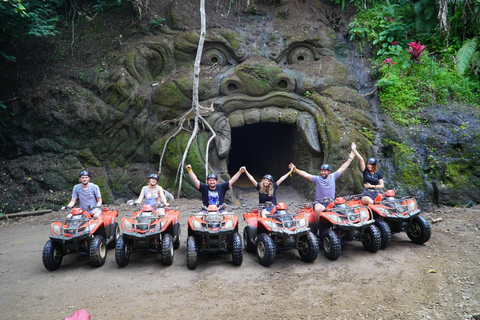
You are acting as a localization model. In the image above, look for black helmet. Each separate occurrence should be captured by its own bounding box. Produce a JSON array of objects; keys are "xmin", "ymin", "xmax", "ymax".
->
[
  {"xmin": 148, "ymin": 173, "xmax": 159, "ymax": 180},
  {"xmin": 207, "ymin": 173, "xmax": 218, "ymax": 180},
  {"xmin": 320, "ymin": 164, "xmax": 331, "ymax": 171},
  {"xmin": 263, "ymin": 174, "xmax": 274, "ymax": 182},
  {"xmin": 367, "ymin": 158, "xmax": 377, "ymax": 165},
  {"xmin": 79, "ymin": 170, "xmax": 90, "ymax": 177}
]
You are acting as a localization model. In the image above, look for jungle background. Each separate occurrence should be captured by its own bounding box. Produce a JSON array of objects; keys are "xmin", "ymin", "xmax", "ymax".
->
[{"xmin": 0, "ymin": 0, "xmax": 479, "ymax": 214}]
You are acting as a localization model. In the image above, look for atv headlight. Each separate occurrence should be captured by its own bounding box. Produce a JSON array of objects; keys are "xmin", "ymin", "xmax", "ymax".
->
[
  {"xmin": 160, "ymin": 220, "xmax": 167, "ymax": 230},
  {"xmin": 360, "ymin": 208, "xmax": 369, "ymax": 220},
  {"xmin": 123, "ymin": 220, "xmax": 132, "ymax": 232},
  {"xmin": 224, "ymin": 218, "xmax": 234, "ymax": 229},
  {"xmin": 377, "ymin": 207, "xmax": 389, "ymax": 215},
  {"xmin": 51, "ymin": 223, "xmax": 61, "ymax": 236},
  {"xmin": 193, "ymin": 219, "xmax": 203, "ymax": 230},
  {"xmin": 408, "ymin": 199, "xmax": 417, "ymax": 211},
  {"xmin": 87, "ymin": 222, "xmax": 98, "ymax": 233},
  {"xmin": 298, "ymin": 217, "xmax": 307, "ymax": 228},
  {"xmin": 264, "ymin": 219, "xmax": 278, "ymax": 231}
]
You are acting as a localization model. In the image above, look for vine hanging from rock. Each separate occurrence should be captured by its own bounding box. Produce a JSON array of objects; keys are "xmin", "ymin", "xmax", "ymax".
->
[{"xmin": 157, "ymin": 0, "xmax": 217, "ymax": 198}]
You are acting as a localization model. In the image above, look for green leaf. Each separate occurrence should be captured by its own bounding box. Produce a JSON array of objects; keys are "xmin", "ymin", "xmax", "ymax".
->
[{"xmin": 456, "ymin": 37, "xmax": 478, "ymax": 76}]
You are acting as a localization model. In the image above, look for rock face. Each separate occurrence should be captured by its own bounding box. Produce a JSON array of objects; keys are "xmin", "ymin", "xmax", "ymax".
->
[{"xmin": 0, "ymin": 0, "xmax": 478, "ymax": 212}]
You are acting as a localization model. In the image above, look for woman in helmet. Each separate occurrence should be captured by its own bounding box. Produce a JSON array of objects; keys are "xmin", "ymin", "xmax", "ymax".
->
[
  {"xmin": 244, "ymin": 166, "xmax": 294, "ymax": 217},
  {"xmin": 131, "ymin": 173, "xmax": 169, "ymax": 214},
  {"xmin": 351, "ymin": 142, "xmax": 384, "ymax": 205}
]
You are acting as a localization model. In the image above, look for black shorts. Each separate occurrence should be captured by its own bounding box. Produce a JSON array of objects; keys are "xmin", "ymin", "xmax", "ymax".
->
[{"xmin": 362, "ymin": 189, "xmax": 380, "ymax": 200}]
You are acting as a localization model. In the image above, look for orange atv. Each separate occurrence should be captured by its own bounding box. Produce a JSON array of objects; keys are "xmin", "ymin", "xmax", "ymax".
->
[
  {"xmin": 346, "ymin": 189, "xmax": 431, "ymax": 248},
  {"xmin": 115, "ymin": 203, "xmax": 180, "ymax": 267},
  {"xmin": 186, "ymin": 204, "xmax": 242, "ymax": 269},
  {"xmin": 243, "ymin": 202, "xmax": 319, "ymax": 267},
  {"xmin": 42, "ymin": 206, "xmax": 119, "ymax": 271},
  {"xmin": 311, "ymin": 197, "xmax": 381, "ymax": 260}
]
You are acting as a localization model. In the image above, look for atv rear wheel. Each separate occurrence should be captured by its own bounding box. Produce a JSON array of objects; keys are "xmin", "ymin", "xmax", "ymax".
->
[
  {"xmin": 374, "ymin": 219, "xmax": 392, "ymax": 249},
  {"xmin": 256, "ymin": 233, "xmax": 275, "ymax": 267},
  {"xmin": 243, "ymin": 226, "xmax": 255, "ymax": 253},
  {"xmin": 362, "ymin": 225, "xmax": 381, "ymax": 252},
  {"xmin": 407, "ymin": 216, "xmax": 431, "ymax": 244},
  {"xmin": 115, "ymin": 235, "xmax": 130, "ymax": 267},
  {"xmin": 321, "ymin": 229, "xmax": 341, "ymax": 261},
  {"xmin": 187, "ymin": 236, "xmax": 198, "ymax": 270},
  {"xmin": 89, "ymin": 235, "xmax": 107, "ymax": 267},
  {"xmin": 108, "ymin": 222, "xmax": 120, "ymax": 249},
  {"xmin": 162, "ymin": 233, "xmax": 174, "ymax": 266},
  {"xmin": 42, "ymin": 240, "xmax": 63, "ymax": 271},
  {"xmin": 298, "ymin": 231, "xmax": 319, "ymax": 263},
  {"xmin": 231, "ymin": 232, "xmax": 243, "ymax": 266}
]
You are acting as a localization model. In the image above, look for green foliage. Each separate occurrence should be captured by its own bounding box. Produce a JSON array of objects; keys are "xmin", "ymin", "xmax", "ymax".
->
[
  {"xmin": 456, "ymin": 37, "xmax": 479, "ymax": 76},
  {"xmin": 348, "ymin": 3, "xmax": 407, "ymax": 56},
  {"xmin": 150, "ymin": 14, "xmax": 165, "ymax": 29},
  {"xmin": 376, "ymin": 51, "xmax": 480, "ymax": 125}
]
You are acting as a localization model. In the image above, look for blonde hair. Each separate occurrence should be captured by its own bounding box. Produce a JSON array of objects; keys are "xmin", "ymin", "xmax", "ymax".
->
[{"xmin": 259, "ymin": 178, "xmax": 274, "ymax": 197}]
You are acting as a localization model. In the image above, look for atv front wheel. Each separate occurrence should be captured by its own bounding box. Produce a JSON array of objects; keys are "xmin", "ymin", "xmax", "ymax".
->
[
  {"xmin": 256, "ymin": 233, "xmax": 275, "ymax": 267},
  {"xmin": 162, "ymin": 233, "xmax": 174, "ymax": 266},
  {"xmin": 362, "ymin": 225, "xmax": 381, "ymax": 252},
  {"xmin": 89, "ymin": 235, "xmax": 107, "ymax": 267},
  {"xmin": 407, "ymin": 216, "xmax": 431, "ymax": 244},
  {"xmin": 115, "ymin": 235, "xmax": 130, "ymax": 267},
  {"xmin": 298, "ymin": 231, "xmax": 319, "ymax": 263},
  {"xmin": 187, "ymin": 236, "xmax": 198, "ymax": 270},
  {"xmin": 42, "ymin": 240, "xmax": 63, "ymax": 271},
  {"xmin": 374, "ymin": 219, "xmax": 392, "ymax": 249},
  {"xmin": 321, "ymin": 229, "xmax": 341, "ymax": 261},
  {"xmin": 231, "ymin": 232, "xmax": 243, "ymax": 266},
  {"xmin": 108, "ymin": 222, "xmax": 120, "ymax": 249},
  {"xmin": 243, "ymin": 226, "xmax": 256, "ymax": 253}
]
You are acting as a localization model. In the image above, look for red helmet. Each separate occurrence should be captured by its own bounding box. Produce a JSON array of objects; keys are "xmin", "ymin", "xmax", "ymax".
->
[
  {"xmin": 334, "ymin": 197, "xmax": 346, "ymax": 205},
  {"xmin": 207, "ymin": 204, "xmax": 218, "ymax": 212},
  {"xmin": 142, "ymin": 205, "xmax": 154, "ymax": 212},
  {"xmin": 276, "ymin": 202, "xmax": 287, "ymax": 210},
  {"xmin": 385, "ymin": 190, "xmax": 395, "ymax": 197}
]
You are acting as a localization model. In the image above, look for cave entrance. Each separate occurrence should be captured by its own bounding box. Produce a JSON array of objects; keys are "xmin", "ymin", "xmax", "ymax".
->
[{"xmin": 228, "ymin": 122, "xmax": 297, "ymax": 186}]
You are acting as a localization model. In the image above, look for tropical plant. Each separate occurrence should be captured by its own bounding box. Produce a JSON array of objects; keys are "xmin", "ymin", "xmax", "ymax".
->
[{"xmin": 456, "ymin": 37, "xmax": 480, "ymax": 76}]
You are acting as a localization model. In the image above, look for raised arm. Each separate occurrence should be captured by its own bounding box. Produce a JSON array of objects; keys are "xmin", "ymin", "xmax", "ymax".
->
[
  {"xmin": 351, "ymin": 142, "xmax": 365, "ymax": 171},
  {"xmin": 186, "ymin": 164, "xmax": 201, "ymax": 189},
  {"xmin": 228, "ymin": 167, "xmax": 245, "ymax": 188},
  {"xmin": 244, "ymin": 167, "xmax": 258, "ymax": 187},
  {"xmin": 337, "ymin": 150, "xmax": 355, "ymax": 176},
  {"xmin": 289, "ymin": 163, "xmax": 313, "ymax": 181},
  {"xmin": 276, "ymin": 166, "xmax": 294, "ymax": 186}
]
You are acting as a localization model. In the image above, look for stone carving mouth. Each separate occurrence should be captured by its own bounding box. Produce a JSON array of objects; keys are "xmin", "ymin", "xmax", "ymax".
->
[{"xmin": 206, "ymin": 91, "xmax": 325, "ymax": 180}]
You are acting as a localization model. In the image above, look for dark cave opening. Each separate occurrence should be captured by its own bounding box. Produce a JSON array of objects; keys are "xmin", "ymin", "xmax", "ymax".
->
[{"xmin": 228, "ymin": 122, "xmax": 296, "ymax": 185}]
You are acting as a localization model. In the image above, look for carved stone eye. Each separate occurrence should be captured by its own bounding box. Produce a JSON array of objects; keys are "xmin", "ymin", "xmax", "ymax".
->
[
  {"xmin": 287, "ymin": 46, "xmax": 315, "ymax": 64},
  {"xmin": 201, "ymin": 48, "xmax": 229, "ymax": 66}
]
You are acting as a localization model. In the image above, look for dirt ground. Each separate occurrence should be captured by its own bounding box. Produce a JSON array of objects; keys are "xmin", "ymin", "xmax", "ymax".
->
[{"xmin": 1, "ymin": 184, "xmax": 479, "ymax": 320}]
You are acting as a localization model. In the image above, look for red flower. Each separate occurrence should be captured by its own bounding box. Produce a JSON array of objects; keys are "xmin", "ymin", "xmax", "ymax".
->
[
  {"xmin": 408, "ymin": 41, "xmax": 427, "ymax": 61},
  {"xmin": 389, "ymin": 41, "xmax": 398, "ymax": 46},
  {"xmin": 383, "ymin": 58, "xmax": 397, "ymax": 66}
]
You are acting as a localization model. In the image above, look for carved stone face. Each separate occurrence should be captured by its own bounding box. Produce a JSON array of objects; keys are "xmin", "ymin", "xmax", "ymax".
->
[{"xmin": 97, "ymin": 26, "xmax": 371, "ymax": 195}]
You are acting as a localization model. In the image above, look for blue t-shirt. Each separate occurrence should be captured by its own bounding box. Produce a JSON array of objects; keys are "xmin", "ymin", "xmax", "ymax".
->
[
  {"xmin": 362, "ymin": 168, "xmax": 383, "ymax": 186},
  {"xmin": 311, "ymin": 171, "xmax": 339, "ymax": 200},
  {"xmin": 198, "ymin": 181, "xmax": 230, "ymax": 207},
  {"xmin": 72, "ymin": 183, "xmax": 101, "ymax": 210}
]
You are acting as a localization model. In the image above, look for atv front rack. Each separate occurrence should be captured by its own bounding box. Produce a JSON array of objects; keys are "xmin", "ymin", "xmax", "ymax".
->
[
  {"xmin": 263, "ymin": 211, "xmax": 309, "ymax": 234},
  {"xmin": 327, "ymin": 205, "xmax": 373, "ymax": 227},
  {"xmin": 376, "ymin": 197, "xmax": 420, "ymax": 218},
  {"xmin": 51, "ymin": 217, "xmax": 92, "ymax": 237}
]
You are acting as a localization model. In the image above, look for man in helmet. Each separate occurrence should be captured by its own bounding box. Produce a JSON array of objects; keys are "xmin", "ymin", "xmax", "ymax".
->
[
  {"xmin": 185, "ymin": 164, "xmax": 245, "ymax": 208},
  {"xmin": 62, "ymin": 170, "xmax": 102, "ymax": 219},
  {"xmin": 130, "ymin": 173, "xmax": 169, "ymax": 215},
  {"xmin": 289, "ymin": 149, "xmax": 355, "ymax": 223}
]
